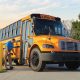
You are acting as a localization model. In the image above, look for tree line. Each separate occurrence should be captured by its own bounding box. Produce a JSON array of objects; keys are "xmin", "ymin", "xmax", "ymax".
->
[{"xmin": 70, "ymin": 14, "xmax": 80, "ymax": 40}]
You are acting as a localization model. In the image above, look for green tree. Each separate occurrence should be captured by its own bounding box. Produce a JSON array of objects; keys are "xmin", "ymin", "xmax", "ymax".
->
[
  {"xmin": 71, "ymin": 20, "xmax": 80, "ymax": 40},
  {"xmin": 78, "ymin": 14, "xmax": 80, "ymax": 20}
]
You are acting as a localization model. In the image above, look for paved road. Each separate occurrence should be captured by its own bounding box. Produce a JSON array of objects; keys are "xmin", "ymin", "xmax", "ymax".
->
[{"xmin": 0, "ymin": 64, "xmax": 80, "ymax": 80}]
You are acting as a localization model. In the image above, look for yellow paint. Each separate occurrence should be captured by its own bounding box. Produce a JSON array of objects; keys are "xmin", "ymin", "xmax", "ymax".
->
[
  {"xmin": 32, "ymin": 35, "xmax": 80, "ymax": 52},
  {"xmin": 26, "ymin": 35, "xmax": 80, "ymax": 60},
  {"xmin": 21, "ymin": 15, "xmax": 31, "ymax": 21},
  {"xmin": 0, "ymin": 42, "xmax": 3, "ymax": 71},
  {"xmin": 0, "ymin": 36, "xmax": 21, "ymax": 62}
]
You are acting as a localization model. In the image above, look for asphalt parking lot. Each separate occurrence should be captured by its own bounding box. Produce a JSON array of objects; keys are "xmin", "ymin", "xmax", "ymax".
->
[{"xmin": 0, "ymin": 64, "xmax": 80, "ymax": 80}]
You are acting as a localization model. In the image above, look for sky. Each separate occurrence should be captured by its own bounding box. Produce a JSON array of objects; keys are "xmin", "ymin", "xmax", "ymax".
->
[{"xmin": 0, "ymin": 0, "xmax": 80, "ymax": 28}]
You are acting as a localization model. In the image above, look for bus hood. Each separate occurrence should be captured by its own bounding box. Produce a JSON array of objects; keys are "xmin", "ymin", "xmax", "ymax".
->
[
  {"xmin": 33, "ymin": 35, "xmax": 79, "ymax": 43},
  {"xmin": 32, "ymin": 35, "xmax": 80, "ymax": 52}
]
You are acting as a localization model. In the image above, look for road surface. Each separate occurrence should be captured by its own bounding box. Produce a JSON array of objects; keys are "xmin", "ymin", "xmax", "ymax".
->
[{"xmin": 0, "ymin": 64, "xmax": 80, "ymax": 80}]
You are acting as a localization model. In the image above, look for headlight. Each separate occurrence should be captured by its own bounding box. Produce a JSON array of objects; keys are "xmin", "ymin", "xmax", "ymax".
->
[{"xmin": 42, "ymin": 44, "xmax": 54, "ymax": 48}]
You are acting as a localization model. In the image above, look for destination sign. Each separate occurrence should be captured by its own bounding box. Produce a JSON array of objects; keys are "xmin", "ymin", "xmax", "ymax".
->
[
  {"xmin": 31, "ymin": 14, "xmax": 56, "ymax": 20},
  {"xmin": 40, "ymin": 14, "xmax": 55, "ymax": 20}
]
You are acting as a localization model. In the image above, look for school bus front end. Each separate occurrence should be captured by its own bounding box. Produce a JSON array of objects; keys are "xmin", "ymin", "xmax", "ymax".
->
[
  {"xmin": 30, "ymin": 36, "xmax": 80, "ymax": 71},
  {"xmin": 32, "ymin": 35, "xmax": 80, "ymax": 61},
  {"xmin": 24, "ymin": 14, "xmax": 80, "ymax": 71}
]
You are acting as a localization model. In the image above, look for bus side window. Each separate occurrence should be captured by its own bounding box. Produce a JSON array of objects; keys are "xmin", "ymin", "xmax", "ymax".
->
[
  {"xmin": 22, "ymin": 21, "xmax": 26, "ymax": 40},
  {"xmin": 4, "ymin": 28, "xmax": 6, "ymax": 39},
  {"xmin": 27, "ymin": 21, "xmax": 33, "ymax": 45},
  {"xmin": 13, "ymin": 22, "xmax": 17, "ymax": 37},
  {"xmin": 1, "ymin": 30, "xmax": 2, "ymax": 40},
  {"xmin": 6, "ymin": 27, "xmax": 9, "ymax": 38},
  {"xmin": 2, "ymin": 29, "xmax": 4, "ymax": 39},
  {"xmin": 27, "ymin": 21, "xmax": 33, "ymax": 36},
  {"xmin": 2, "ymin": 29, "xmax": 3, "ymax": 39},
  {"xmin": 7, "ymin": 26, "xmax": 9, "ymax": 38},
  {"xmin": 0, "ymin": 30, "xmax": 2, "ymax": 40},
  {"xmin": 9, "ymin": 25, "xmax": 13, "ymax": 38},
  {"xmin": 17, "ymin": 20, "xmax": 21, "ymax": 35},
  {"xmin": 3, "ymin": 29, "xmax": 6, "ymax": 39}
]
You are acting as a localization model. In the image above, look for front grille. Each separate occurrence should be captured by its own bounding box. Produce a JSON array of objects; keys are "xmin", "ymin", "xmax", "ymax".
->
[
  {"xmin": 66, "ymin": 42, "xmax": 74, "ymax": 50},
  {"xmin": 61, "ymin": 41, "xmax": 65, "ymax": 50},
  {"xmin": 61, "ymin": 41, "xmax": 78, "ymax": 50}
]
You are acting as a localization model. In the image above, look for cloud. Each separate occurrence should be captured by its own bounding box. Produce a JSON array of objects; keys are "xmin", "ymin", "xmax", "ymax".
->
[
  {"xmin": 0, "ymin": 0, "xmax": 61, "ymax": 28},
  {"xmin": 72, "ymin": 0, "xmax": 80, "ymax": 3},
  {"xmin": 0, "ymin": 0, "xmax": 60, "ymax": 16},
  {"xmin": 0, "ymin": 0, "xmax": 80, "ymax": 28}
]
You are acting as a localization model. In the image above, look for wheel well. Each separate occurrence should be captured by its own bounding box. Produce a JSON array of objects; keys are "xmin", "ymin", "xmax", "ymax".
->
[
  {"xmin": 29, "ymin": 44, "xmax": 40, "ymax": 67},
  {"xmin": 30, "ymin": 44, "xmax": 40, "ymax": 54}
]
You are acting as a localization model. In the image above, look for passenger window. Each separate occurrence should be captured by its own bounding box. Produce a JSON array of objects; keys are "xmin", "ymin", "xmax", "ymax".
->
[
  {"xmin": 17, "ymin": 20, "xmax": 21, "ymax": 35},
  {"xmin": 3, "ymin": 29, "xmax": 6, "ymax": 39},
  {"xmin": 13, "ymin": 23, "xmax": 17, "ymax": 36},
  {"xmin": 2, "ymin": 30, "xmax": 3, "ymax": 39},
  {"xmin": 9, "ymin": 25, "xmax": 13, "ymax": 37},
  {"xmin": 27, "ymin": 21, "xmax": 33, "ymax": 36},
  {"xmin": 0, "ymin": 30, "xmax": 1, "ymax": 40}
]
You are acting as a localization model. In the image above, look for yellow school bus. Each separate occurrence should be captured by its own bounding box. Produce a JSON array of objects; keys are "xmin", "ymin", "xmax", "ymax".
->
[{"xmin": 0, "ymin": 13, "xmax": 80, "ymax": 71}]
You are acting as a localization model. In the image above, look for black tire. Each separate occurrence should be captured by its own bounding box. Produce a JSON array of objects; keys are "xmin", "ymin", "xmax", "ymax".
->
[
  {"xmin": 14, "ymin": 58, "xmax": 20, "ymax": 65},
  {"xmin": 30, "ymin": 48, "xmax": 46, "ymax": 71},
  {"xmin": 65, "ymin": 62, "xmax": 80, "ymax": 70}
]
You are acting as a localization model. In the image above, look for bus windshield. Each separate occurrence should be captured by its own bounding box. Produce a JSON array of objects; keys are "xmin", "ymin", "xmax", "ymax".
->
[{"xmin": 33, "ymin": 18, "xmax": 63, "ymax": 36}]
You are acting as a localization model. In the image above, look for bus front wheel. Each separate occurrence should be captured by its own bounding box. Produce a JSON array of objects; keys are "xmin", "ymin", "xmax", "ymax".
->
[{"xmin": 30, "ymin": 48, "xmax": 46, "ymax": 71}]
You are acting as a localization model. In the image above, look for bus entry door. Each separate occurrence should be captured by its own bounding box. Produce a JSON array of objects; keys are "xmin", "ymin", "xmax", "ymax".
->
[
  {"xmin": 22, "ymin": 21, "xmax": 28, "ymax": 63},
  {"xmin": 22, "ymin": 21, "xmax": 33, "ymax": 64}
]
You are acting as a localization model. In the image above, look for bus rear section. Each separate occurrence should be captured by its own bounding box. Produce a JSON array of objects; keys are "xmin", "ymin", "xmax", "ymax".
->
[{"xmin": 0, "ymin": 20, "xmax": 22, "ymax": 65}]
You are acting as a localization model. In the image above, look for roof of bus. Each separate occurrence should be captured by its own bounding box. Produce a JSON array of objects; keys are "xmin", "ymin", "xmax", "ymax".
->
[
  {"xmin": 21, "ymin": 14, "xmax": 31, "ymax": 21},
  {"xmin": 21, "ymin": 13, "xmax": 59, "ymax": 21}
]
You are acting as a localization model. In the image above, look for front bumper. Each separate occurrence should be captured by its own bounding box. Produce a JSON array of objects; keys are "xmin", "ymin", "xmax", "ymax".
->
[{"xmin": 41, "ymin": 52, "xmax": 80, "ymax": 62}]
